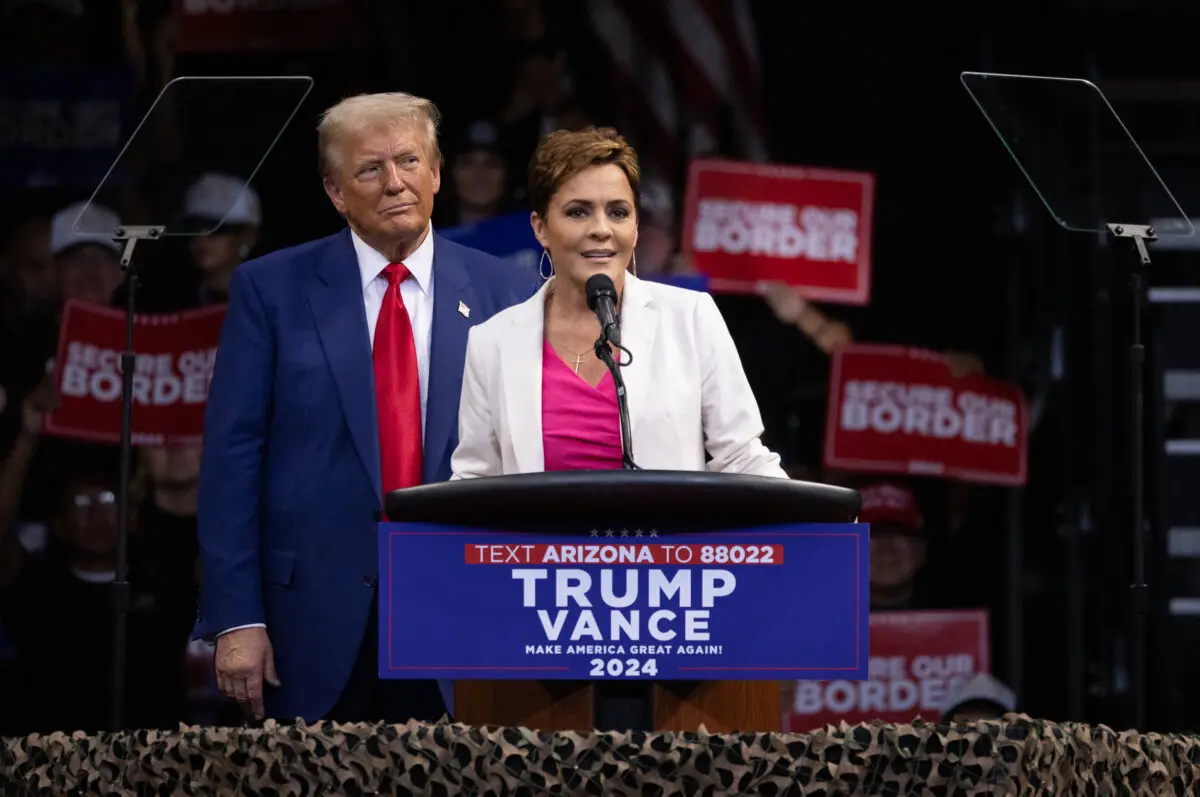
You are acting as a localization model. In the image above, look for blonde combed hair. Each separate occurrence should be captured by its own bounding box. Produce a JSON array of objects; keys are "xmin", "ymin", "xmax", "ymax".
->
[{"xmin": 317, "ymin": 92, "xmax": 443, "ymax": 177}]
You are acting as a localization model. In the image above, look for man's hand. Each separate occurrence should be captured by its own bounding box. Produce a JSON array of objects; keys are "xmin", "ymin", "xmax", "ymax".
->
[{"xmin": 215, "ymin": 627, "xmax": 280, "ymax": 720}]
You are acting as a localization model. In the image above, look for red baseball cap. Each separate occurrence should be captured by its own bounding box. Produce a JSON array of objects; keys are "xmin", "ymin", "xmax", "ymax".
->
[{"xmin": 858, "ymin": 482, "xmax": 924, "ymax": 531}]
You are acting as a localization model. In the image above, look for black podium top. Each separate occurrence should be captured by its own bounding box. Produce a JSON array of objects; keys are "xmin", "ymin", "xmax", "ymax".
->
[{"xmin": 386, "ymin": 471, "xmax": 860, "ymax": 533}]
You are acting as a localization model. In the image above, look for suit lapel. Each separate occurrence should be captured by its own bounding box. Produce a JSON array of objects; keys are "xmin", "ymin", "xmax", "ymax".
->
[
  {"xmin": 423, "ymin": 235, "xmax": 480, "ymax": 484},
  {"xmin": 617, "ymin": 275, "xmax": 658, "ymax": 448},
  {"xmin": 309, "ymin": 229, "xmax": 381, "ymax": 503},
  {"xmin": 503, "ymin": 281, "xmax": 551, "ymax": 472}
]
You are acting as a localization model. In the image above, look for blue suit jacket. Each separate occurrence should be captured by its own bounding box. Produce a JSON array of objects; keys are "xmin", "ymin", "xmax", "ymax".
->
[{"xmin": 194, "ymin": 228, "xmax": 537, "ymax": 721}]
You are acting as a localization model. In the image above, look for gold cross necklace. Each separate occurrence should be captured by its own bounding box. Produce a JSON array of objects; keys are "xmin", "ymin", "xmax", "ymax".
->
[
  {"xmin": 546, "ymin": 285, "xmax": 598, "ymax": 373},
  {"xmin": 559, "ymin": 343, "xmax": 592, "ymax": 374}
]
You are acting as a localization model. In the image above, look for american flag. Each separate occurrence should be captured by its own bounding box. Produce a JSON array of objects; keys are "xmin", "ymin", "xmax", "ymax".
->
[{"xmin": 585, "ymin": 0, "xmax": 769, "ymax": 184}]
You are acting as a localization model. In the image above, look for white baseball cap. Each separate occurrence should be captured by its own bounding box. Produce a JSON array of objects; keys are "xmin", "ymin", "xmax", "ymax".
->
[
  {"xmin": 183, "ymin": 173, "xmax": 262, "ymax": 227},
  {"xmin": 942, "ymin": 673, "xmax": 1016, "ymax": 718},
  {"xmin": 50, "ymin": 201, "xmax": 121, "ymax": 257}
]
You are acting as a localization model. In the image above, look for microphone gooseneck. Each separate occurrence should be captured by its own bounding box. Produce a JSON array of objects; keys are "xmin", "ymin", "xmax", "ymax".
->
[{"xmin": 585, "ymin": 273, "xmax": 639, "ymax": 470}]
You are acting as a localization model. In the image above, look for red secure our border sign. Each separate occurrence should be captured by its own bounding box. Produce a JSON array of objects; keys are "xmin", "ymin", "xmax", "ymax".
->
[
  {"xmin": 788, "ymin": 609, "xmax": 990, "ymax": 731},
  {"xmin": 680, "ymin": 158, "xmax": 874, "ymax": 305},
  {"xmin": 44, "ymin": 300, "xmax": 226, "ymax": 446},
  {"xmin": 823, "ymin": 344, "xmax": 1029, "ymax": 486}
]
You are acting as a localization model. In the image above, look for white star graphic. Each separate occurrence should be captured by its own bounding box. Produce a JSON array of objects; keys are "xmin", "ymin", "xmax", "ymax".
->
[
  {"xmin": 605, "ymin": 529, "xmax": 614, "ymax": 537},
  {"xmin": 619, "ymin": 529, "xmax": 629, "ymax": 537},
  {"xmin": 649, "ymin": 530, "xmax": 658, "ymax": 537},
  {"xmin": 589, "ymin": 529, "xmax": 599, "ymax": 537},
  {"xmin": 634, "ymin": 530, "xmax": 643, "ymax": 538}
]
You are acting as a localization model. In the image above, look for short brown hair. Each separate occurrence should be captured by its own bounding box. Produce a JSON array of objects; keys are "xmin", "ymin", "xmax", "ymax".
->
[{"xmin": 527, "ymin": 127, "xmax": 641, "ymax": 218}]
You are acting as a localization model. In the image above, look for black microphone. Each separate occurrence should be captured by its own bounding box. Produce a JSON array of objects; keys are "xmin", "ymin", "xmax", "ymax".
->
[
  {"xmin": 584, "ymin": 273, "xmax": 639, "ymax": 470},
  {"xmin": 585, "ymin": 274, "xmax": 621, "ymax": 346}
]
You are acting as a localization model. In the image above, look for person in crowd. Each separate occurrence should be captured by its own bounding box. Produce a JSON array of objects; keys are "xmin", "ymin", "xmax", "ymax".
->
[
  {"xmin": 0, "ymin": 212, "xmax": 57, "ymax": 325},
  {"xmin": 135, "ymin": 442, "xmax": 200, "ymax": 581},
  {"xmin": 451, "ymin": 126, "xmax": 786, "ymax": 478},
  {"xmin": 0, "ymin": 202, "xmax": 125, "ymax": 523},
  {"xmin": 630, "ymin": 176, "xmax": 682, "ymax": 278},
  {"xmin": 195, "ymin": 91, "xmax": 538, "ymax": 725},
  {"xmin": 0, "ymin": 386, "xmax": 196, "ymax": 733},
  {"xmin": 627, "ymin": 175, "xmax": 709, "ymax": 290},
  {"xmin": 50, "ymin": 201, "xmax": 125, "ymax": 309},
  {"xmin": 436, "ymin": 120, "xmax": 514, "ymax": 228},
  {"xmin": 0, "ymin": 212, "xmax": 58, "ymax": 447},
  {"xmin": 857, "ymin": 481, "xmax": 931, "ymax": 610},
  {"xmin": 180, "ymin": 172, "xmax": 262, "ymax": 306},
  {"xmin": 941, "ymin": 673, "xmax": 1017, "ymax": 724}
]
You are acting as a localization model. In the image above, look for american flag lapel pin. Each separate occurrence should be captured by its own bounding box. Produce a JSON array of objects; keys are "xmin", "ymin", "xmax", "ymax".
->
[{"xmin": 458, "ymin": 300, "xmax": 470, "ymax": 318}]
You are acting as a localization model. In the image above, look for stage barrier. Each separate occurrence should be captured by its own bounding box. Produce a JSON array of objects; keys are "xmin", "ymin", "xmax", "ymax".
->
[{"xmin": 2, "ymin": 714, "xmax": 1196, "ymax": 795}]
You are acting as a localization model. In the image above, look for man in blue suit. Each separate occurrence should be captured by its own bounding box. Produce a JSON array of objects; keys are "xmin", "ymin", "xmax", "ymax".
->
[{"xmin": 194, "ymin": 92, "xmax": 536, "ymax": 723}]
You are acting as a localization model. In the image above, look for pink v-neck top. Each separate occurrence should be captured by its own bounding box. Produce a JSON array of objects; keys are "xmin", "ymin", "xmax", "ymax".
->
[{"xmin": 541, "ymin": 339, "xmax": 623, "ymax": 471}]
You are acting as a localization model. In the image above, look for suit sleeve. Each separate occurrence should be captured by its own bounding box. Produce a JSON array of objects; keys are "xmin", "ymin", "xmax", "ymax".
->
[
  {"xmin": 194, "ymin": 267, "xmax": 274, "ymax": 640},
  {"xmin": 451, "ymin": 324, "xmax": 503, "ymax": 479},
  {"xmin": 695, "ymin": 292, "xmax": 788, "ymax": 478}
]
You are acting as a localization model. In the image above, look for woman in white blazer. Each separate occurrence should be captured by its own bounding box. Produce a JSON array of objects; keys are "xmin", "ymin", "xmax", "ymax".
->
[{"xmin": 451, "ymin": 127, "xmax": 786, "ymax": 480}]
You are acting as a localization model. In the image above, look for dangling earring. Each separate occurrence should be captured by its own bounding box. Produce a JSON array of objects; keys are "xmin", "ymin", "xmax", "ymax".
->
[
  {"xmin": 630, "ymin": 252, "xmax": 637, "ymax": 276},
  {"xmin": 539, "ymin": 248, "xmax": 554, "ymax": 281},
  {"xmin": 237, "ymin": 244, "xmax": 251, "ymax": 259}
]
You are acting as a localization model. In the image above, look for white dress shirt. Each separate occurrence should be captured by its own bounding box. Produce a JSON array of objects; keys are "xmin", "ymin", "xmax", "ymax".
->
[
  {"xmin": 219, "ymin": 225, "xmax": 436, "ymax": 639},
  {"xmin": 352, "ymin": 225, "xmax": 435, "ymax": 440}
]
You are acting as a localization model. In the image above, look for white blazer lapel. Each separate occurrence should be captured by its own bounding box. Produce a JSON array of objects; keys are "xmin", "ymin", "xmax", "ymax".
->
[
  {"xmin": 616, "ymin": 275, "xmax": 657, "ymax": 451},
  {"xmin": 501, "ymin": 280, "xmax": 551, "ymax": 472}
]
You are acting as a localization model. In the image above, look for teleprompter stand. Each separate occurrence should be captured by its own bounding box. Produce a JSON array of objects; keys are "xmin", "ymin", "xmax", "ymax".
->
[
  {"xmin": 962, "ymin": 71, "xmax": 1196, "ymax": 730},
  {"xmin": 70, "ymin": 75, "xmax": 314, "ymax": 730},
  {"xmin": 109, "ymin": 225, "xmax": 163, "ymax": 733},
  {"xmin": 1107, "ymin": 221, "xmax": 1155, "ymax": 732}
]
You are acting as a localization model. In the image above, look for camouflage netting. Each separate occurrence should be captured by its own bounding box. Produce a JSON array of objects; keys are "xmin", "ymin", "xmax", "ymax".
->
[{"xmin": 1, "ymin": 713, "xmax": 1198, "ymax": 795}]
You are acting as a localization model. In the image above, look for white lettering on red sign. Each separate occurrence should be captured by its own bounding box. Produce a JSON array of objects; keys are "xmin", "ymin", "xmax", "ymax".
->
[
  {"xmin": 691, "ymin": 199, "xmax": 858, "ymax": 262},
  {"xmin": 793, "ymin": 654, "xmax": 976, "ymax": 716},
  {"xmin": 839, "ymin": 380, "xmax": 1018, "ymax": 447},
  {"xmin": 59, "ymin": 341, "xmax": 216, "ymax": 407}
]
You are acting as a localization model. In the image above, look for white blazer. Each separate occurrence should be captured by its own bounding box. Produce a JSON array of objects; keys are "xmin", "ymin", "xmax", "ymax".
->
[{"xmin": 451, "ymin": 274, "xmax": 787, "ymax": 479}]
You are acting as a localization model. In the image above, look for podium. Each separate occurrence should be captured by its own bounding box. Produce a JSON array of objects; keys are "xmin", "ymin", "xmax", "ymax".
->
[{"xmin": 385, "ymin": 471, "xmax": 861, "ymax": 733}]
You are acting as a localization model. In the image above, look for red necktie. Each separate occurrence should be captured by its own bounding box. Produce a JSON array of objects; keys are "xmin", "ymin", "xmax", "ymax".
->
[{"xmin": 374, "ymin": 263, "xmax": 423, "ymax": 498}]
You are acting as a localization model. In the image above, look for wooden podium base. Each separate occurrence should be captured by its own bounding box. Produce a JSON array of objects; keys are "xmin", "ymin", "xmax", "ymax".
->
[
  {"xmin": 653, "ymin": 681, "xmax": 779, "ymax": 732},
  {"xmin": 454, "ymin": 681, "xmax": 594, "ymax": 732},
  {"xmin": 454, "ymin": 680, "xmax": 780, "ymax": 733}
]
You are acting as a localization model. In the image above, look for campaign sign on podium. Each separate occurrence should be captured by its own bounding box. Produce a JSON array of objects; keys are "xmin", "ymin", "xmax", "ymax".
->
[{"xmin": 379, "ymin": 523, "xmax": 869, "ymax": 680}]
